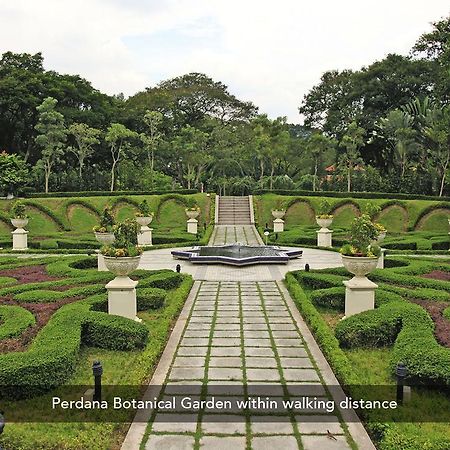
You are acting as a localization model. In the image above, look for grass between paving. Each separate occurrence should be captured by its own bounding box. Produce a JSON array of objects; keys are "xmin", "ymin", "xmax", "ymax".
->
[
  {"xmin": 0, "ymin": 258, "xmax": 193, "ymax": 450},
  {"xmin": 285, "ymin": 258, "xmax": 450, "ymax": 450},
  {"xmin": 141, "ymin": 281, "xmax": 358, "ymax": 450}
]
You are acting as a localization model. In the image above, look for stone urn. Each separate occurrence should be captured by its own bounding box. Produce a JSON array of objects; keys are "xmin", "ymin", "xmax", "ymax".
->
[
  {"xmin": 136, "ymin": 215, "xmax": 153, "ymax": 226},
  {"xmin": 94, "ymin": 232, "xmax": 115, "ymax": 245},
  {"xmin": 341, "ymin": 255, "xmax": 379, "ymax": 282},
  {"xmin": 103, "ymin": 255, "xmax": 141, "ymax": 277},
  {"xmin": 272, "ymin": 210, "xmax": 285, "ymax": 220},
  {"xmin": 316, "ymin": 217, "xmax": 333, "ymax": 229},
  {"xmin": 11, "ymin": 218, "xmax": 28, "ymax": 229},
  {"xmin": 186, "ymin": 209, "xmax": 200, "ymax": 220}
]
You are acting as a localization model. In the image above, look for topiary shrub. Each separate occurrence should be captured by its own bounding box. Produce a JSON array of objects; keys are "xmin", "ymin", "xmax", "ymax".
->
[
  {"xmin": 0, "ymin": 305, "xmax": 36, "ymax": 340},
  {"xmin": 39, "ymin": 239, "xmax": 59, "ymax": 250},
  {"xmin": 137, "ymin": 287, "xmax": 166, "ymax": 310}
]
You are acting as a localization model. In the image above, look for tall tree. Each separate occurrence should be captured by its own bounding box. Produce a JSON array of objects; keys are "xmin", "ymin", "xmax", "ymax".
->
[
  {"xmin": 377, "ymin": 110, "xmax": 418, "ymax": 178},
  {"xmin": 423, "ymin": 106, "xmax": 450, "ymax": 196},
  {"xmin": 338, "ymin": 122, "xmax": 365, "ymax": 192},
  {"xmin": 68, "ymin": 122, "xmax": 100, "ymax": 178},
  {"xmin": 140, "ymin": 110, "xmax": 163, "ymax": 187},
  {"xmin": 305, "ymin": 133, "xmax": 336, "ymax": 191},
  {"xmin": 34, "ymin": 97, "xmax": 67, "ymax": 193},
  {"xmin": 105, "ymin": 123, "xmax": 136, "ymax": 192}
]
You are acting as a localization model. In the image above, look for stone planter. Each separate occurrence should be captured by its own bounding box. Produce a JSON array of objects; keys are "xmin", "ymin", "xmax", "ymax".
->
[
  {"xmin": 94, "ymin": 232, "xmax": 115, "ymax": 245},
  {"xmin": 11, "ymin": 218, "xmax": 28, "ymax": 229},
  {"xmin": 341, "ymin": 255, "xmax": 378, "ymax": 280},
  {"xmin": 103, "ymin": 255, "xmax": 141, "ymax": 276},
  {"xmin": 11, "ymin": 218, "xmax": 29, "ymax": 250},
  {"xmin": 316, "ymin": 217, "xmax": 333, "ymax": 229},
  {"xmin": 342, "ymin": 255, "xmax": 378, "ymax": 318},
  {"xmin": 136, "ymin": 215, "xmax": 153, "ymax": 226},
  {"xmin": 186, "ymin": 209, "xmax": 200, "ymax": 219},
  {"xmin": 272, "ymin": 210, "xmax": 285, "ymax": 220},
  {"xmin": 104, "ymin": 255, "xmax": 142, "ymax": 322}
]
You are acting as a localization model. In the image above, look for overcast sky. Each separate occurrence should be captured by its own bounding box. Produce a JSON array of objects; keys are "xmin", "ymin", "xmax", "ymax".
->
[{"xmin": 1, "ymin": 1, "xmax": 449, "ymax": 123}]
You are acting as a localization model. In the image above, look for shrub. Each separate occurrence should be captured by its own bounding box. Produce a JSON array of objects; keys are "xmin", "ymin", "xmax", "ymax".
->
[
  {"xmin": 10, "ymin": 200, "xmax": 27, "ymax": 219},
  {"xmin": 137, "ymin": 288, "xmax": 166, "ymax": 310},
  {"xmin": 0, "ymin": 305, "xmax": 35, "ymax": 339},
  {"xmin": 39, "ymin": 239, "xmax": 59, "ymax": 250},
  {"xmin": 139, "ymin": 271, "xmax": 184, "ymax": 290},
  {"xmin": 82, "ymin": 313, "xmax": 148, "ymax": 351}
]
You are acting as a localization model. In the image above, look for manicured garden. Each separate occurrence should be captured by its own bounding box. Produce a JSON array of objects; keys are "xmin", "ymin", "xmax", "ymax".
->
[
  {"xmin": 0, "ymin": 255, "xmax": 193, "ymax": 449},
  {"xmin": 0, "ymin": 193, "xmax": 214, "ymax": 252},
  {"xmin": 254, "ymin": 193, "xmax": 450, "ymax": 253},
  {"xmin": 286, "ymin": 255, "xmax": 450, "ymax": 449}
]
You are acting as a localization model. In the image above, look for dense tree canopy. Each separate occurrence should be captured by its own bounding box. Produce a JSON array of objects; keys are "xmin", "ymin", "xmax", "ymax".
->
[{"xmin": 0, "ymin": 15, "xmax": 449, "ymax": 195}]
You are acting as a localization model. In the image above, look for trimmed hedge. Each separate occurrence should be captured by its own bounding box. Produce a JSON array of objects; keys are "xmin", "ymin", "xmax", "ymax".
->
[
  {"xmin": 0, "ymin": 294, "xmax": 147, "ymax": 399},
  {"xmin": 13, "ymin": 285, "xmax": 105, "ymax": 302},
  {"xmin": 0, "ymin": 254, "xmax": 192, "ymax": 399},
  {"xmin": 137, "ymin": 287, "xmax": 166, "ymax": 310},
  {"xmin": 139, "ymin": 271, "xmax": 184, "ymax": 290},
  {"xmin": 254, "ymin": 189, "xmax": 450, "ymax": 202},
  {"xmin": 0, "ymin": 305, "xmax": 36, "ymax": 340},
  {"xmin": 25, "ymin": 189, "xmax": 198, "ymax": 198}
]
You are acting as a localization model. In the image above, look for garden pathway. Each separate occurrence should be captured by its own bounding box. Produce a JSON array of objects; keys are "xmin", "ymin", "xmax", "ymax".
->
[{"xmin": 123, "ymin": 225, "xmax": 375, "ymax": 450}]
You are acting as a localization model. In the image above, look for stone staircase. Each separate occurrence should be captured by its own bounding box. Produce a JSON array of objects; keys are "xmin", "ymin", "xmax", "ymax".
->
[{"xmin": 217, "ymin": 196, "xmax": 252, "ymax": 225}]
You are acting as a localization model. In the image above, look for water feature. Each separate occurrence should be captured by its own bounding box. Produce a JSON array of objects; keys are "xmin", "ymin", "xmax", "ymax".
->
[{"xmin": 171, "ymin": 243, "xmax": 302, "ymax": 266}]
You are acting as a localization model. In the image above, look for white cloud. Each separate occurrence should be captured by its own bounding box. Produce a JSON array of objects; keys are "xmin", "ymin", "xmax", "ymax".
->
[{"xmin": 1, "ymin": 0, "xmax": 449, "ymax": 122}]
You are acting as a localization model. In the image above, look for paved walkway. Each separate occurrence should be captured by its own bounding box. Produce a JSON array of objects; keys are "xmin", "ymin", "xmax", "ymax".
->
[{"xmin": 122, "ymin": 225, "xmax": 375, "ymax": 449}]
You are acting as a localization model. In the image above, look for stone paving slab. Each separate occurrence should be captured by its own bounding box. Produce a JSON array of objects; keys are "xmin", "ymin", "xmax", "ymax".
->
[
  {"xmin": 135, "ymin": 280, "xmax": 374, "ymax": 449},
  {"xmin": 125, "ymin": 259, "xmax": 375, "ymax": 450}
]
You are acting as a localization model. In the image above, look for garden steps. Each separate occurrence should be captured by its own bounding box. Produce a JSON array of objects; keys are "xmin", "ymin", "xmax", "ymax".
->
[{"xmin": 217, "ymin": 196, "xmax": 252, "ymax": 225}]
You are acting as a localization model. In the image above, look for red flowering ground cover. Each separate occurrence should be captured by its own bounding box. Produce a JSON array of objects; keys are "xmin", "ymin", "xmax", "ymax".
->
[
  {"xmin": 0, "ymin": 265, "xmax": 61, "ymax": 283},
  {"xmin": 421, "ymin": 270, "xmax": 450, "ymax": 281},
  {"xmin": 411, "ymin": 298, "xmax": 450, "ymax": 348}
]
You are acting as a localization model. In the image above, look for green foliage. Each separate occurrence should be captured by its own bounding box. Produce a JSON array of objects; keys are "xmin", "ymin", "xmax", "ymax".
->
[
  {"xmin": 39, "ymin": 239, "xmax": 59, "ymax": 250},
  {"xmin": 340, "ymin": 214, "xmax": 380, "ymax": 256},
  {"xmin": 94, "ymin": 205, "xmax": 115, "ymax": 232},
  {"xmin": 100, "ymin": 218, "xmax": 142, "ymax": 257},
  {"xmin": 0, "ymin": 152, "xmax": 29, "ymax": 195},
  {"xmin": 136, "ymin": 199, "xmax": 152, "ymax": 217},
  {"xmin": 137, "ymin": 288, "xmax": 166, "ymax": 310},
  {"xmin": 34, "ymin": 97, "xmax": 68, "ymax": 193},
  {"xmin": 0, "ymin": 305, "xmax": 35, "ymax": 339},
  {"xmin": 10, "ymin": 200, "xmax": 27, "ymax": 219}
]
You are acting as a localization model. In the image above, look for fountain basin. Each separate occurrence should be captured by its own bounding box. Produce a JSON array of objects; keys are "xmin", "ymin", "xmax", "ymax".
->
[{"xmin": 171, "ymin": 244, "xmax": 302, "ymax": 266}]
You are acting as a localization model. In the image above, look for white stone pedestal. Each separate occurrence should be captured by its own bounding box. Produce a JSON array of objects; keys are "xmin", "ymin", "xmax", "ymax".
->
[
  {"xmin": 105, "ymin": 276, "xmax": 140, "ymax": 321},
  {"xmin": 377, "ymin": 249, "xmax": 385, "ymax": 269},
  {"xmin": 97, "ymin": 251, "xmax": 108, "ymax": 271},
  {"xmin": 343, "ymin": 277, "xmax": 378, "ymax": 318},
  {"xmin": 316, "ymin": 229, "xmax": 332, "ymax": 247},
  {"xmin": 187, "ymin": 219, "xmax": 198, "ymax": 234},
  {"xmin": 138, "ymin": 227, "xmax": 153, "ymax": 246},
  {"xmin": 273, "ymin": 218, "xmax": 284, "ymax": 233},
  {"xmin": 12, "ymin": 228, "xmax": 28, "ymax": 250}
]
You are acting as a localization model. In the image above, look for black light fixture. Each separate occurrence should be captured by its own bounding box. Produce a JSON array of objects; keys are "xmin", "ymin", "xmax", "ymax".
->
[
  {"xmin": 305, "ymin": 263, "xmax": 310, "ymax": 272},
  {"xmin": 92, "ymin": 361, "xmax": 103, "ymax": 402},
  {"xmin": 396, "ymin": 362, "xmax": 407, "ymax": 405},
  {"xmin": 176, "ymin": 264, "xmax": 181, "ymax": 273}
]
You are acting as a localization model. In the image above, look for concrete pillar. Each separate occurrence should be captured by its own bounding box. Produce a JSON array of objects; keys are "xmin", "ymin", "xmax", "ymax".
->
[
  {"xmin": 377, "ymin": 249, "xmax": 385, "ymax": 269},
  {"xmin": 138, "ymin": 227, "xmax": 153, "ymax": 246},
  {"xmin": 106, "ymin": 276, "xmax": 141, "ymax": 322},
  {"xmin": 343, "ymin": 278, "xmax": 378, "ymax": 318},
  {"xmin": 187, "ymin": 219, "xmax": 198, "ymax": 234},
  {"xmin": 316, "ymin": 229, "xmax": 333, "ymax": 247},
  {"xmin": 273, "ymin": 218, "xmax": 284, "ymax": 233},
  {"xmin": 12, "ymin": 228, "xmax": 28, "ymax": 250},
  {"xmin": 97, "ymin": 251, "xmax": 108, "ymax": 272}
]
